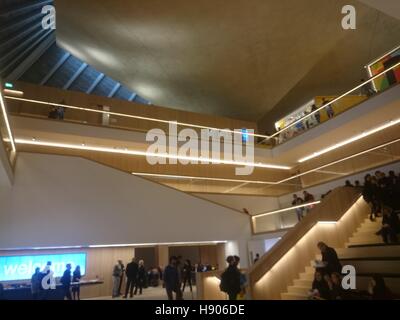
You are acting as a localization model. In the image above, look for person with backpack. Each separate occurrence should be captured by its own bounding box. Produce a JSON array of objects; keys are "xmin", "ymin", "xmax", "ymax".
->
[{"xmin": 219, "ymin": 256, "xmax": 241, "ymax": 300}]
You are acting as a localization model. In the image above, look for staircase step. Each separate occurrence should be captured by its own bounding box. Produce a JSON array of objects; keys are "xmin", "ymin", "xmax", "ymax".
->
[
  {"xmin": 354, "ymin": 230, "xmax": 381, "ymax": 237},
  {"xmin": 305, "ymin": 266, "xmax": 315, "ymax": 274},
  {"xmin": 346, "ymin": 241, "xmax": 388, "ymax": 248},
  {"xmin": 294, "ymin": 279, "xmax": 313, "ymax": 287},
  {"xmin": 346, "ymin": 238, "xmax": 384, "ymax": 246},
  {"xmin": 288, "ymin": 285, "xmax": 310, "ymax": 295},
  {"xmin": 337, "ymin": 245, "xmax": 400, "ymax": 259},
  {"xmin": 348, "ymin": 235, "xmax": 382, "ymax": 243},
  {"xmin": 343, "ymin": 260, "xmax": 400, "ymax": 275},
  {"xmin": 299, "ymin": 272, "xmax": 314, "ymax": 280},
  {"xmin": 281, "ymin": 292, "xmax": 308, "ymax": 300}
]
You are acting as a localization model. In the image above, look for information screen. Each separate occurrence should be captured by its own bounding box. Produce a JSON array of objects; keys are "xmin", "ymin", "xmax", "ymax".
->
[{"xmin": 0, "ymin": 253, "xmax": 86, "ymax": 282}]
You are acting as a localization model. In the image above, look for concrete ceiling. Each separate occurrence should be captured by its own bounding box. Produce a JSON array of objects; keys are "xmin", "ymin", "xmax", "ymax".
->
[
  {"xmin": 55, "ymin": 0, "xmax": 400, "ymax": 130},
  {"xmin": 357, "ymin": 0, "xmax": 400, "ymax": 20}
]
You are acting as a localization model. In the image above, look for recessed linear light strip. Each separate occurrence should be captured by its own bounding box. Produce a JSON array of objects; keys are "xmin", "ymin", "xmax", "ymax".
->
[
  {"xmin": 88, "ymin": 240, "xmax": 227, "ymax": 248},
  {"xmin": 14, "ymin": 138, "xmax": 291, "ymax": 170},
  {"xmin": 4, "ymin": 95, "xmax": 270, "ymax": 139},
  {"xmin": 0, "ymin": 90, "xmax": 16, "ymax": 152},
  {"xmin": 131, "ymin": 172, "xmax": 277, "ymax": 185},
  {"xmin": 277, "ymin": 137, "xmax": 400, "ymax": 185},
  {"xmin": 252, "ymin": 200, "xmax": 321, "ymax": 219},
  {"xmin": 1, "ymin": 241, "xmax": 228, "ymax": 251},
  {"xmin": 298, "ymin": 118, "xmax": 400, "ymax": 163},
  {"xmin": 269, "ymin": 62, "xmax": 400, "ymax": 139}
]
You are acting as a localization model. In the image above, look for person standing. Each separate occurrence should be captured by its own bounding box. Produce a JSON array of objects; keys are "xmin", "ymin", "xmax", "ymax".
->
[
  {"xmin": 124, "ymin": 258, "xmax": 138, "ymax": 298},
  {"xmin": 181, "ymin": 260, "xmax": 193, "ymax": 293},
  {"xmin": 112, "ymin": 260, "xmax": 123, "ymax": 298},
  {"xmin": 39, "ymin": 261, "xmax": 53, "ymax": 300},
  {"xmin": 292, "ymin": 194, "xmax": 305, "ymax": 221},
  {"xmin": 323, "ymin": 98, "xmax": 334, "ymax": 119},
  {"xmin": 134, "ymin": 260, "xmax": 146, "ymax": 295},
  {"xmin": 311, "ymin": 104, "xmax": 320, "ymax": 124},
  {"xmin": 164, "ymin": 256, "xmax": 180, "ymax": 300},
  {"xmin": 31, "ymin": 267, "xmax": 41, "ymax": 300},
  {"xmin": 302, "ymin": 190, "xmax": 315, "ymax": 214},
  {"xmin": 219, "ymin": 256, "xmax": 241, "ymax": 300},
  {"xmin": 118, "ymin": 260, "xmax": 125, "ymax": 296},
  {"xmin": 175, "ymin": 256, "xmax": 183, "ymax": 300},
  {"xmin": 71, "ymin": 266, "xmax": 82, "ymax": 300},
  {"xmin": 60, "ymin": 264, "xmax": 72, "ymax": 300}
]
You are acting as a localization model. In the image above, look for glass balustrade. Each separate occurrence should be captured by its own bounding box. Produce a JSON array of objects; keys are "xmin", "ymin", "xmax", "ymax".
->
[{"xmin": 252, "ymin": 203, "xmax": 318, "ymax": 234}]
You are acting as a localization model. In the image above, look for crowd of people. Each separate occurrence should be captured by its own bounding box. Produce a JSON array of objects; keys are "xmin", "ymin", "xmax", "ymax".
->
[
  {"xmin": 360, "ymin": 170, "xmax": 400, "ymax": 244},
  {"xmin": 111, "ymin": 256, "xmax": 206, "ymax": 300},
  {"xmin": 275, "ymin": 76, "xmax": 380, "ymax": 145},
  {"xmin": 25, "ymin": 261, "xmax": 82, "ymax": 300},
  {"xmin": 292, "ymin": 190, "xmax": 316, "ymax": 221},
  {"xmin": 309, "ymin": 242, "xmax": 396, "ymax": 300},
  {"xmin": 277, "ymin": 100, "xmax": 335, "ymax": 144}
]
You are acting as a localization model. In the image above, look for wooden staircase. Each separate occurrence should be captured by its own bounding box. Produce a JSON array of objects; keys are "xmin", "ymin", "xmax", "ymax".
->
[{"xmin": 281, "ymin": 217, "xmax": 400, "ymax": 299}]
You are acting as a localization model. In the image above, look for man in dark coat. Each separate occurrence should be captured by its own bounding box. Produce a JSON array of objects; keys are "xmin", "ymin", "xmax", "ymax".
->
[
  {"xmin": 164, "ymin": 256, "xmax": 182, "ymax": 300},
  {"xmin": 123, "ymin": 258, "xmax": 139, "ymax": 298},
  {"xmin": 60, "ymin": 263, "xmax": 72, "ymax": 300},
  {"xmin": 317, "ymin": 242, "xmax": 342, "ymax": 276},
  {"xmin": 219, "ymin": 256, "xmax": 241, "ymax": 300}
]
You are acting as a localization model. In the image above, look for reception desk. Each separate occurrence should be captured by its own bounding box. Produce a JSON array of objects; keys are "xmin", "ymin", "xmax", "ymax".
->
[{"xmin": 3, "ymin": 280, "xmax": 104, "ymax": 300}]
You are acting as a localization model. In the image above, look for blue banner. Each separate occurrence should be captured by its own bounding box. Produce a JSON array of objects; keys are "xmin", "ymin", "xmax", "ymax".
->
[{"xmin": 0, "ymin": 253, "xmax": 86, "ymax": 281}]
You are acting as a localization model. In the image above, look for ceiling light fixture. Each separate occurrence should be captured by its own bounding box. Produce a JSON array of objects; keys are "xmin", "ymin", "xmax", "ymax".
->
[
  {"xmin": 298, "ymin": 118, "xmax": 400, "ymax": 163},
  {"xmin": 14, "ymin": 138, "xmax": 291, "ymax": 170}
]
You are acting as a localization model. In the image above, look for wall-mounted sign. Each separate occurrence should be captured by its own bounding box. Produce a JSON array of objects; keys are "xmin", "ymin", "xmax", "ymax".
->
[{"xmin": 0, "ymin": 253, "xmax": 86, "ymax": 282}]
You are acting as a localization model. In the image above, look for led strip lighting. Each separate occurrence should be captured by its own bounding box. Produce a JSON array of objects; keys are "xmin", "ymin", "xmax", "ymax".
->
[
  {"xmin": 14, "ymin": 138, "xmax": 291, "ymax": 170},
  {"xmin": 4, "ymin": 95, "xmax": 270, "ymax": 139},
  {"xmin": 252, "ymin": 200, "xmax": 321, "ymax": 219},
  {"xmin": 269, "ymin": 62, "xmax": 400, "ymax": 139},
  {"xmin": 131, "ymin": 172, "xmax": 277, "ymax": 185},
  {"xmin": 0, "ymin": 90, "xmax": 16, "ymax": 152},
  {"xmin": 1, "ymin": 241, "xmax": 227, "ymax": 251},
  {"xmin": 3, "ymin": 89, "xmax": 24, "ymax": 96},
  {"xmin": 4, "ymin": 62, "xmax": 399, "ymax": 145},
  {"xmin": 89, "ymin": 240, "xmax": 227, "ymax": 248},
  {"xmin": 277, "ymin": 137, "xmax": 400, "ymax": 185},
  {"xmin": 298, "ymin": 118, "xmax": 400, "ymax": 163}
]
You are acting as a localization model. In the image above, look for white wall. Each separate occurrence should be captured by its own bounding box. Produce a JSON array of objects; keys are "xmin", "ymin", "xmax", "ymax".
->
[
  {"xmin": 192, "ymin": 193, "xmax": 280, "ymax": 215},
  {"xmin": 0, "ymin": 153, "xmax": 251, "ymax": 262}
]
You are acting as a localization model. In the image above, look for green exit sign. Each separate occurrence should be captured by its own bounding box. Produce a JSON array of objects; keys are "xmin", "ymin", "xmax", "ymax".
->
[{"xmin": 5, "ymin": 83, "xmax": 13, "ymax": 89}]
